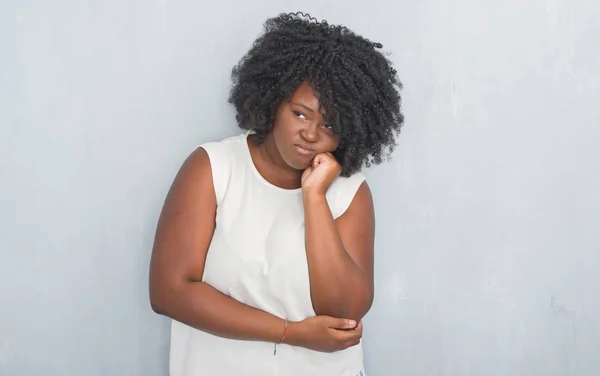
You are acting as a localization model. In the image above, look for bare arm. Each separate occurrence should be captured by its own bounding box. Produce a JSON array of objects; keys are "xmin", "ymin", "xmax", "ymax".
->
[
  {"xmin": 149, "ymin": 148, "xmax": 288, "ymax": 343},
  {"xmin": 303, "ymin": 181, "xmax": 375, "ymax": 322},
  {"xmin": 148, "ymin": 148, "xmax": 362, "ymax": 351}
]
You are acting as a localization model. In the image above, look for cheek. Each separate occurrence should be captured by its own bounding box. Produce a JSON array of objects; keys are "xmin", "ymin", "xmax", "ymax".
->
[
  {"xmin": 327, "ymin": 136, "xmax": 341, "ymax": 152},
  {"xmin": 272, "ymin": 114, "xmax": 293, "ymax": 140},
  {"xmin": 273, "ymin": 125, "xmax": 298, "ymax": 163},
  {"xmin": 273, "ymin": 122, "xmax": 289, "ymax": 149},
  {"xmin": 334, "ymin": 138, "xmax": 342, "ymax": 149}
]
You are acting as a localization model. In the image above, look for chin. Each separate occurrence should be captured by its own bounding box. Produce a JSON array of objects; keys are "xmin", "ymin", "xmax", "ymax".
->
[
  {"xmin": 280, "ymin": 141, "xmax": 318, "ymax": 170},
  {"xmin": 288, "ymin": 160, "xmax": 310, "ymax": 171},
  {"xmin": 284, "ymin": 156, "xmax": 311, "ymax": 171}
]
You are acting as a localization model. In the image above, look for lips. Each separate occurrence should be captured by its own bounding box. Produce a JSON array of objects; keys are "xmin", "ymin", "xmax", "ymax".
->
[{"xmin": 294, "ymin": 144, "xmax": 315, "ymax": 156}]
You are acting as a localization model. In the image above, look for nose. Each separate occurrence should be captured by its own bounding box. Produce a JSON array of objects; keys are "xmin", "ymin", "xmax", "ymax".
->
[{"xmin": 300, "ymin": 122, "xmax": 319, "ymax": 143}]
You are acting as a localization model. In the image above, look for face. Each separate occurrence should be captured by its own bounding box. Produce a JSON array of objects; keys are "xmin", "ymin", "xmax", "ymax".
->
[{"xmin": 271, "ymin": 81, "xmax": 341, "ymax": 171}]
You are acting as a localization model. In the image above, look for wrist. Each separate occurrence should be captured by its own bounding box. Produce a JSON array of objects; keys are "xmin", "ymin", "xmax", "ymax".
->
[
  {"xmin": 283, "ymin": 320, "xmax": 305, "ymax": 347},
  {"xmin": 302, "ymin": 189, "xmax": 327, "ymax": 202}
]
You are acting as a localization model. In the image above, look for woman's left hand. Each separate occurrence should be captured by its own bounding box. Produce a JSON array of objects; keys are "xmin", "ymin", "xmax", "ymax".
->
[{"xmin": 301, "ymin": 153, "xmax": 342, "ymax": 196}]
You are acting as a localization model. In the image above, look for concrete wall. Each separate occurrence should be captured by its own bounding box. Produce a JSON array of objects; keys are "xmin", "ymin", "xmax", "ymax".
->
[{"xmin": 1, "ymin": 0, "xmax": 599, "ymax": 375}]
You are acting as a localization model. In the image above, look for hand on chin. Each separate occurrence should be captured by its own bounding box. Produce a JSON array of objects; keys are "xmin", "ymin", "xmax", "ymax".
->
[{"xmin": 301, "ymin": 153, "xmax": 342, "ymax": 196}]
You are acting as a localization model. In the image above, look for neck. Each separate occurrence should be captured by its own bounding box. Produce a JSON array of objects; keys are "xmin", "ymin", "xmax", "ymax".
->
[{"xmin": 252, "ymin": 133, "xmax": 303, "ymax": 189}]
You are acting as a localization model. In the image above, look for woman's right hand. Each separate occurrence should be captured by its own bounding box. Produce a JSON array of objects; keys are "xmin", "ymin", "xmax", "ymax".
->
[{"xmin": 287, "ymin": 316, "xmax": 363, "ymax": 353}]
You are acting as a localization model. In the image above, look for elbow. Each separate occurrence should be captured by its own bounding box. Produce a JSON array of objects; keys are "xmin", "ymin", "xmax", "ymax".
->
[
  {"xmin": 313, "ymin": 294, "xmax": 373, "ymax": 323},
  {"xmin": 149, "ymin": 290, "xmax": 166, "ymax": 315},
  {"xmin": 149, "ymin": 277, "xmax": 196, "ymax": 316},
  {"xmin": 346, "ymin": 288, "xmax": 375, "ymax": 322},
  {"xmin": 343, "ymin": 300, "xmax": 373, "ymax": 323},
  {"xmin": 312, "ymin": 282, "xmax": 374, "ymax": 321},
  {"xmin": 150, "ymin": 295, "xmax": 166, "ymax": 315},
  {"xmin": 351, "ymin": 296, "xmax": 374, "ymax": 322},
  {"xmin": 343, "ymin": 283, "xmax": 374, "ymax": 322},
  {"xmin": 149, "ymin": 279, "xmax": 172, "ymax": 316},
  {"xmin": 312, "ymin": 304, "xmax": 364, "ymax": 323}
]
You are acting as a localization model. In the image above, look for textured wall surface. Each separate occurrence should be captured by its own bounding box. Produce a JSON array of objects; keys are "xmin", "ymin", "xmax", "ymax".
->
[{"xmin": 1, "ymin": 0, "xmax": 599, "ymax": 375}]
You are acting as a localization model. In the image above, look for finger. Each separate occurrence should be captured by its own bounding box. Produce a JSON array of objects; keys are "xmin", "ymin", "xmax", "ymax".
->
[
  {"xmin": 331, "ymin": 329, "xmax": 361, "ymax": 352},
  {"xmin": 313, "ymin": 153, "xmax": 328, "ymax": 167},
  {"xmin": 322, "ymin": 153, "xmax": 336, "ymax": 163},
  {"xmin": 330, "ymin": 318, "xmax": 356, "ymax": 330},
  {"xmin": 334, "ymin": 328, "xmax": 361, "ymax": 341},
  {"xmin": 355, "ymin": 321, "xmax": 363, "ymax": 333},
  {"xmin": 343, "ymin": 338, "xmax": 361, "ymax": 349},
  {"xmin": 336, "ymin": 331, "xmax": 362, "ymax": 350},
  {"xmin": 331, "ymin": 329, "xmax": 361, "ymax": 347},
  {"xmin": 342, "ymin": 323, "xmax": 362, "ymax": 339}
]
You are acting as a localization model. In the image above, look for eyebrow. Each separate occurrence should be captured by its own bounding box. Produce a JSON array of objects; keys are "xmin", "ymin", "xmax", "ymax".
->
[{"xmin": 291, "ymin": 102, "xmax": 316, "ymax": 113}]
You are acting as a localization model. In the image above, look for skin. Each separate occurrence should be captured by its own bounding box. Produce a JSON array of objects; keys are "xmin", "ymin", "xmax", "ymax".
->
[
  {"xmin": 254, "ymin": 81, "xmax": 375, "ymax": 320},
  {"xmin": 149, "ymin": 81, "xmax": 375, "ymax": 352}
]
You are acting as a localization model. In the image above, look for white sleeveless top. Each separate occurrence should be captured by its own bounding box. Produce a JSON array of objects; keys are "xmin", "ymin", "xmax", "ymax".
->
[{"xmin": 169, "ymin": 132, "xmax": 366, "ymax": 376}]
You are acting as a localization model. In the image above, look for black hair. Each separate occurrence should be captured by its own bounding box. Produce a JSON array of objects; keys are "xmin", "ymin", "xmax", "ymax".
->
[{"xmin": 228, "ymin": 12, "xmax": 404, "ymax": 176}]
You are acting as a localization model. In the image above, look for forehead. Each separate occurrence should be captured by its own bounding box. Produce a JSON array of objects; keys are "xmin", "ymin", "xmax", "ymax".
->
[{"xmin": 290, "ymin": 81, "xmax": 322, "ymax": 111}]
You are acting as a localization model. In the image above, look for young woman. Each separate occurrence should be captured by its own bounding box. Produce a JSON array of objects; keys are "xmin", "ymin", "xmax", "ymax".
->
[{"xmin": 149, "ymin": 12, "xmax": 404, "ymax": 376}]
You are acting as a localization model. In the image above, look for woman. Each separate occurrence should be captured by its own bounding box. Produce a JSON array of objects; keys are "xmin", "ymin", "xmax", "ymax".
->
[{"xmin": 149, "ymin": 12, "xmax": 404, "ymax": 376}]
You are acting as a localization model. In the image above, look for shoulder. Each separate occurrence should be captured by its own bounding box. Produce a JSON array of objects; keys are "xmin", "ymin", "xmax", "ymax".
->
[
  {"xmin": 326, "ymin": 172, "xmax": 368, "ymax": 219},
  {"xmin": 198, "ymin": 132, "xmax": 247, "ymax": 160},
  {"xmin": 197, "ymin": 132, "xmax": 248, "ymax": 205}
]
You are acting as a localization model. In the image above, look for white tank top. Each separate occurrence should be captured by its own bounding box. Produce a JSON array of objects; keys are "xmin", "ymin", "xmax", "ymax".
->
[{"xmin": 169, "ymin": 132, "xmax": 366, "ymax": 376}]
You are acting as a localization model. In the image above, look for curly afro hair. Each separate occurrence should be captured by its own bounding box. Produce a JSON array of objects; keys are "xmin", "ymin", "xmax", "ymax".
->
[{"xmin": 228, "ymin": 12, "xmax": 404, "ymax": 177}]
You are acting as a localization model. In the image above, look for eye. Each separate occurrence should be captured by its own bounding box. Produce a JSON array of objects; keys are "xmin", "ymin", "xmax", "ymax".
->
[
  {"xmin": 292, "ymin": 110, "xmax": 308, "ymax": 121},
  {"xmin": 323, "ymin": 123, "xmax": 334, "ymax": 131}
]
